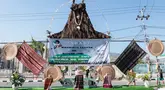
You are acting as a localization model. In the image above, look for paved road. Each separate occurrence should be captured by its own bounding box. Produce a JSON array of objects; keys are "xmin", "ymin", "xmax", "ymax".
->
[{"xmin": 0, "ymin": 80, "xmax": 161, "ymax": 87}]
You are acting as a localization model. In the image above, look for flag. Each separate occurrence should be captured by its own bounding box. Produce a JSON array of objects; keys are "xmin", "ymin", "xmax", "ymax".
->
[{"xmin": 16, "ymin": 42, "xmax": 47, "ymax": 75}]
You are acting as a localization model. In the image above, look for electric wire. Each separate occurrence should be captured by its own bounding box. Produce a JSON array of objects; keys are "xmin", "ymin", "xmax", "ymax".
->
[
  {"xmin": 148, "ymin": 34, "xmax": 165, "ymax": 37},
  {"xmin": 0, "ymin": 11, "xmax": 137, "ymax": 21},
  {"xmin": 146, "ymin": 0, "xmax": 148, "ymax": 7},
  {"xmin": 138, "ymin": 0, "xmax": 141, "ymax": 15},
  {"xmin": 0, "ymin": 9, "xmax": 139, "ymax": 18},
  {"xmin": 134, "ymin": 29, "xmax": 144, "ymax": 39},
  {"xmin": 113, "ymin": 34, "xmax": 144, "ymax": 39},
  {"xmin": 0, "ymin": 6, "xmax": 139, "ymax": 16},
  {"xmin": 110, "ymin": 26, "xmax": 140, "ymax": 32},
  {"xmin": 147, "ymin": 25, "xmax": 165, "ymax": 29},
  {"xmin": 148, "ymin": 0, "xmax": 155, "ymax": 15}
]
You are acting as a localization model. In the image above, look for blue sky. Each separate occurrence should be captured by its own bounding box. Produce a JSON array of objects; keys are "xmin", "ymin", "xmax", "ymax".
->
[{"xmin": 0, "ymin": 0, "xmax": 165, "ymax": 55}]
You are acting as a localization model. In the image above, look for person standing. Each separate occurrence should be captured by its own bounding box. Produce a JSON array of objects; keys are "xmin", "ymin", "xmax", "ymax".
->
[
  {"xmin": 127, "ymin": 69, "xmax": 136, "ymax": 86},
  {"xmin": 74, "ymin": 69, "xmax": 84, "ymax": 90},
  {"xmin": 44, "ymin": 75, "xmax": 53, "ymax": 90},
  {"xmin": 103, "ymin": 73, "xmax": 113, "ymax": 88},
  {"xmin": 86, "ymin": 69, "xmax": 90, "ymax": 78},
  {"xmin": 157, "ymin": 67, "xmax": 164, "ymax": 85},
  {"xmin": 88, "ymin": 73, "xmax": 97, "ymax": 88}
]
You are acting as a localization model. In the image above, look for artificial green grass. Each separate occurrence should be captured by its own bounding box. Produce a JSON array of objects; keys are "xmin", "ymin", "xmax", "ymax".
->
[{"xmin": 0, "ymin": 86, "xmax": 154, "ymax": 90}]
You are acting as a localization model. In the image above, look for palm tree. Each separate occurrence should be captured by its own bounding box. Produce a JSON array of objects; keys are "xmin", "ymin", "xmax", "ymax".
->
[{"xmin": 30, "ymin": 38, "xmax": 45, "ymax": 58}]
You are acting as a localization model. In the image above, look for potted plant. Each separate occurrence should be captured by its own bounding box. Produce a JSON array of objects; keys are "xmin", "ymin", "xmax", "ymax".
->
[
  {"xmin": 10, "ymin": 71, "xmax": 26, "ymax": 90},
  {"xmin": 138, "ymin": 73, "xmax": 151, "ymax": 88}
]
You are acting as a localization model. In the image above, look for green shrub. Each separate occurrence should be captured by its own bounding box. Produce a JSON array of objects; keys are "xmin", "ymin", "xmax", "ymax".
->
[
  {"xmin": 137, "ymin": 73, "xmax": 150, "ymax": 81},
  {"xmin": 10, "ymin": 71, "xmax": 26, "ymax": 87}
]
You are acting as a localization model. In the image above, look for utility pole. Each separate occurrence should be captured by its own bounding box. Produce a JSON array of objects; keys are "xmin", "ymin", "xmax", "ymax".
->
[
  {"xmin": 136, "ymin": 6, "xmax": 150, "ymax": 42},
  {"xmin": 107, "ymin": 31, "xmax": 111, "ymax": 63},
  {"xmin": 136, "ymin": 6, "xmax": 151, "ymax": 74}
]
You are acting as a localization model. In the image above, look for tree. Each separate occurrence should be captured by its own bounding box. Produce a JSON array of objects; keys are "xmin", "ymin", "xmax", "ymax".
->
[
  {"xmin": 137, "ymin": 59, "xmax": 144, "ymax": 64},
  {"xmin": 30, "ymin": 38, "xmax": 45, "ymax": 57}
]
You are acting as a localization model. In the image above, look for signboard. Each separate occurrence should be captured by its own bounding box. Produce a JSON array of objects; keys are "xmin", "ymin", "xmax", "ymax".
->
[{"xmin": 48, "ymin": 39, "xmax": 110, "ymax": 64}]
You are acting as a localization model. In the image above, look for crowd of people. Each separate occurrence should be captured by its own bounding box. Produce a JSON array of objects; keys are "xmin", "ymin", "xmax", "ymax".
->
[
  {"xmin": 43, "ymin": 66, "xmax": 113, "ymax": 90},
  {"xmin": 43, "ymin": 66, "xmax": 165, "ymax": 90},
  {"xmin": 126, "ymin": 65, "xmax": 165, "ymax": 86}
]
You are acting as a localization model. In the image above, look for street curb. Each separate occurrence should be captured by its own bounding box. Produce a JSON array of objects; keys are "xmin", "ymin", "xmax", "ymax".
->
[
  {"xmin": 0, "ymin": 79, "xmax": 157, "ymax": 83},
  {"xmin": 0, "ymin": 80, "xmax": 45, "ymax": 82}
]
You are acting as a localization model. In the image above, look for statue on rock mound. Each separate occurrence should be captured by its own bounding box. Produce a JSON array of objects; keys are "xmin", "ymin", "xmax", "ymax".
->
[{"xmin": 48, "ymin": 0, "xmax": 110, "ymax": 39}]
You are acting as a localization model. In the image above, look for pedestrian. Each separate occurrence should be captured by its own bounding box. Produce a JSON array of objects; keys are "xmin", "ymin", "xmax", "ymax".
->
[
  {"xmin": 158, "ymin": 68, "xmax": 164, "ymax": 85},
  {"xmin": 86, "ymin": 68, "xmax": 90, "ymax": 78},
  {"xmin": 127, "ymin": 69, "xmax": 136, "ymax": 86},
  {"xmin": 74, "ymin": 68, "xmax": 84, "ymax": 90},
  {"xmin": 103, "ymin": 73, "xmax": 113, "ymax": 88},
  {"xmin": 88, "ymin": 73, "xmax": 97, "ymax": 88},
  {"xmin": 157, "ymin": 65, "xmax": 161, "ymax": 85},
  {"xmin": 44, "ymin": 74, "xmax": 53, "ymax": 90}
]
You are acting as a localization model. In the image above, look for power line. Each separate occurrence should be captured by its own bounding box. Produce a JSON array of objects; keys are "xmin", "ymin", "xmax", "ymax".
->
[
  {"xmin": 148, "ymin": 0, "xmax": 155, "ymax": 15},
  {"xmin": 109, "ymin": 25, "xmax": 165, "ymax": 33},
  {"xmin": 95, "ymin": 6, "xmax": 139, "ymax": 10},
  {"xmin": 148, "ymin": 34, "xmax": 165, "ymax": 37},
  {"xmin": 2, "ymin": 5, "xmax": 165, "ymax": 17},
  {"xmin": 0, "ymin": 9, "xmax": 139, "ymax": 18},
  {"xmin": 134, "ymin": 29, "xmax": 144, "ymax": 39},
  {"xmin": 109, "ymin": 25, "xmax": 165, "ymax": 37},
  {"xmin": 152, "ymin": 11, "xmax": 165, "ymax": 14},
  {"xmin": 1, "ymin": 39, "xmax": 165, "ymax": 44},
  {"xmin": 113, "ymin": 34, "xmax": 144, "ymax": 39},
  {"xmin": 151, "ymin": 8, "xmax": 165, "ymax": 10},
  {"xmin": 148, "ymin": 6, "xmax": 165, "ymax": 7},
  {"xmin": 0, "ymin": 18, "xmax": 66, "ymax": 21},
  {"xmin": 89, "ymin": 8, "xmax": 138, "ymax": 13},
  {"xmin": 138, "ymin": 0, "xmax": 141, "ymax": 12},
  {"xmin": 110, "ymin": 26, "xmax": 140, "ymax": 32},
  {"xmin": 146, "ymin": 0, "xmax": 149, "ymax": 7},
  {"xmin": 0, "ymin": 12, "xmax": 137, "ymax": 22},
  {"xmin": 90, "ymin": 7, "xmax": 139, "ymax": 12},
  {"xmin": 147, "ymin": 25, "xmax": 165, "ymax": 29},
  {"xmin": 0, "ymin": 6, "xmax": 139, "ymax": 16}
]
